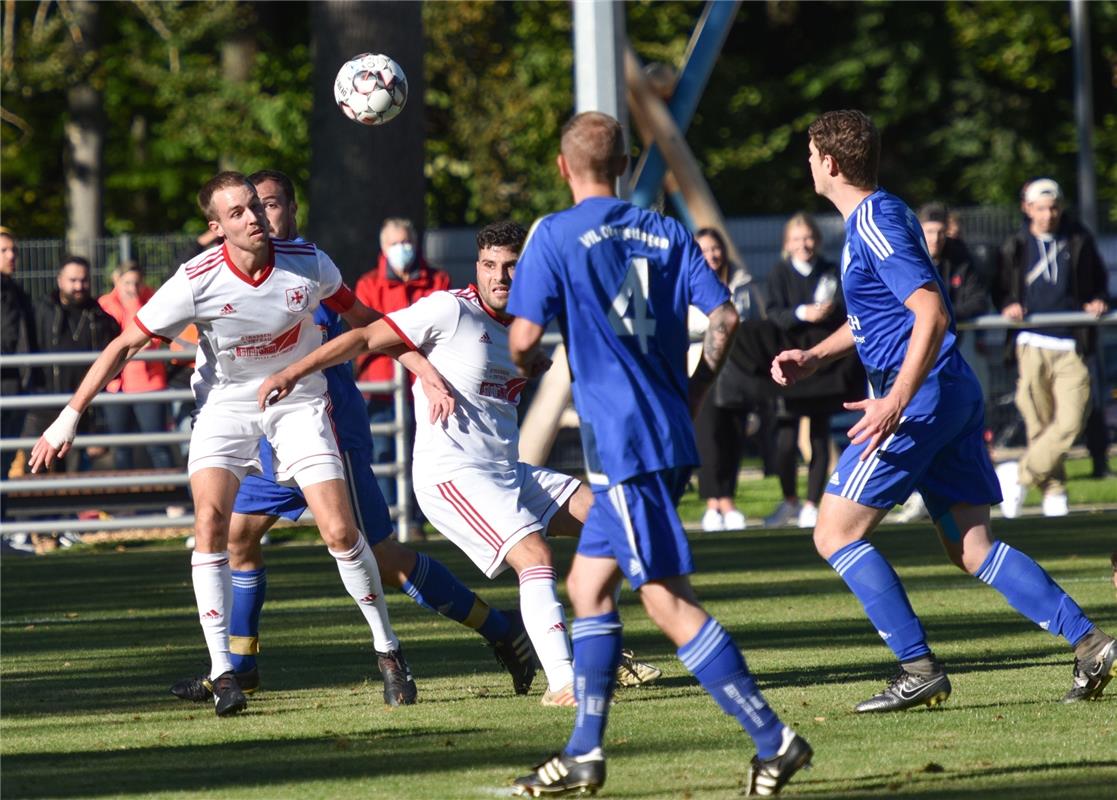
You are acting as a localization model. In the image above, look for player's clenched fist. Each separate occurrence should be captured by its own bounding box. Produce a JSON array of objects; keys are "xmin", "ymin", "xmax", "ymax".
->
[{"xmin": 770, "ymin": 349, "xmax": 820, "ymax": 387}]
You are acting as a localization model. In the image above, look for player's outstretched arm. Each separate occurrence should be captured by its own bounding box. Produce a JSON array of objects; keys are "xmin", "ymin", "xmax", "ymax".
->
[
  {"xmin": 771, "ymin": 324, "xmax": 855, "ymax": 387},
  {"xmin": 340, "ymin": 298, "xmax": 383, "ymax": 329},
  {"xmin": 688, "ymin": 301, "xmax": 739, "ymax": 417},
  {"xmin": 29, "ymin": 322, "xmax": 153, "ymax": 473},
  {"xmin": 258, "ymin": 321, "xmax": 401, "ymax": 408},
  {"xmin": 845, "ymin": 283, "xmax": 948, "ymax": 459}
]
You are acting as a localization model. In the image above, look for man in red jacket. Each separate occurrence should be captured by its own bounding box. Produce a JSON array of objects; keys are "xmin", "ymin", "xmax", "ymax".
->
[{"xmin": 354, "ymin": 218, "xmax": 450, "ymax": 520}]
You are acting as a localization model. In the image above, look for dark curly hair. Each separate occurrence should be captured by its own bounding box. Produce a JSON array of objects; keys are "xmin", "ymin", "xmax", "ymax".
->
[{"xmin": 476, "ymin": 220, "xmax": 527, "ymax": 253}]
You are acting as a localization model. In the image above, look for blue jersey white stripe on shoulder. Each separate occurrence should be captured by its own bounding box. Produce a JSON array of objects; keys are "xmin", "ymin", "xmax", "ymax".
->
[
  {"xmin": 841, "ymin": 190, "xmax": 981, "ymax": 416},
  {"xmin": 855, "ymin": 201, "xmax": 893, "ymax": 261}
]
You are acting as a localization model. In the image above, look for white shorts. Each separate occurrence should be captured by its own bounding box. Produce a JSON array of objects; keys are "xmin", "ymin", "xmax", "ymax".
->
[
  {"xmin": 188, "ymin": 394, "xmax": 343, "ymax": 487},
  {"xmin": 416, "ymin": 463, "xmax": 580, "ymax": 578}
]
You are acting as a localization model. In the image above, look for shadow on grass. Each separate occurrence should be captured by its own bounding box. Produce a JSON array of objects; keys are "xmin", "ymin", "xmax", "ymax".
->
[
  {"xmin": 0, "ymin": 727, "xmax": 529, "ymax": 799},
  {"xmin": 794, "ymin": 759, "xmax": 1117, "ymax": 800}
]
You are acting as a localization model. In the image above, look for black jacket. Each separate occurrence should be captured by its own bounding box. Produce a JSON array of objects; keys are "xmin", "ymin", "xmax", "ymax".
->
[
  {"xmin": 32, "ymin": 291, "xmax": 120, "ymax": 394},
  {"xmin": 995, "ymin": 218, "xmax": 1109, "ymax": 357},
  {"xmin": 1, "ymin": 273, "xmax": 38, "ymax": 394},
  {"xmin": 935, "ymin": 238, "xmax": 987, "ymax": 322}
]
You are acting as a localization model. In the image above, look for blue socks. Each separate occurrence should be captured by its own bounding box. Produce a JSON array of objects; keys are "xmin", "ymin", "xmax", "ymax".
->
[
  {"xmin": 229, "ymin": 568, "xmax": 266, "ymax": 673},
  {"xmin": 565, "ymin": 612, "xmax": 623, "ymax": 757},
  {"xmin": 401, "ymin": 552, "xmax": 510, "ymax": 642},
  {"xmin": 828, "ymin": 540, "xmax": 931, "ymax": 662},
  {"xmin": 679, "ymin": 617, "xmax": 784, "ymax": 759},
  {"xmin": 977, "ymin": 540, "xmax": 1095, "ymax": 646}
]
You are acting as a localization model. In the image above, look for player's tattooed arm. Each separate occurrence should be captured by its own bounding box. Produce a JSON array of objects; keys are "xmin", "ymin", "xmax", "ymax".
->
[
  {"xmin": 688, "ymin": 301, "xmax": 739, "ymax": 417},
  {"xmin": 29, "ymin": 322, "xmax": 153, "ymax": 472}
]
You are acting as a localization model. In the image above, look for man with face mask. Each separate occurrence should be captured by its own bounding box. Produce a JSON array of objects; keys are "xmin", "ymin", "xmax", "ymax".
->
[{"xmin": 354, "ymin": 218, "xmax": 450, "ymax": 517}]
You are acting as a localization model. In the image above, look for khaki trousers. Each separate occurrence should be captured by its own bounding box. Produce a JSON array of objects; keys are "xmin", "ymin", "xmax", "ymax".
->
[{"xmin": 1015, "ymin": 343, "xmax": 1091, "ymax": 493}]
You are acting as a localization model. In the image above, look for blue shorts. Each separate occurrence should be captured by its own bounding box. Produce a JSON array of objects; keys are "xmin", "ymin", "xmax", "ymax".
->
[
  {"xmin": 577, "ymin": 467, "xmax": 693, "ymax": 590},
  {"xmin": 826, "ymin": 397, "xmax": 1002, "ymax": 521},
  {"xmin": 234, "ymin": 439, "xmax": 393, "ymax": 546}
]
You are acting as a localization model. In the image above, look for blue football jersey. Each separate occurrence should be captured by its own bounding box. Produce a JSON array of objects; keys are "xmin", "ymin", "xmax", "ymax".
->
[
  {"xmin": 508, "ymin": 196, "xmax": 729, "ymax": 485},
  {"xmin": 841, "ymin": 190, "xmax": 981, "ymax": 414}
]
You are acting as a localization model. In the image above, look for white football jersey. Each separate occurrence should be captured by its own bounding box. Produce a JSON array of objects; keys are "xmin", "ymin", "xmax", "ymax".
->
[
  {"xmin": 136, "ymin": 240, "xmax": 354, "ymax": 407},
  {"xmin": 386, "ymin": 286, "xmax": 526, "ymax": 487}
]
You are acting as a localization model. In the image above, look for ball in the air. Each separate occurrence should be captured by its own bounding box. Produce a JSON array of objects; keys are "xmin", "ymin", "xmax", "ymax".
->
[{"xmin": 334, "ymin": 53, "xmax": 408, "ymax": 126}]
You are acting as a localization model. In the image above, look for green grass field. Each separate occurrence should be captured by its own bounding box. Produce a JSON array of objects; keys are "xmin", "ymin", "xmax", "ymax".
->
[{"xmin": 3, "ymin": 514, "xmax": 1115, "ymax": 799}]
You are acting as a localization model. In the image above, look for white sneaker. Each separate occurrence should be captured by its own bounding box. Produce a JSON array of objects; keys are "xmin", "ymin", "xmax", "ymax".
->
[
  {"xmin": 765, "ymin": 500, "xmax": 801, "ymax": 528},
  {"xmin": 797, "ymin": 503, "xmax": 818, "ymax": 529},
  {"xmin": 1042, "ymin": 492, "xmax": 1069, "ymax": 517},
  {"xmin": 894, "ymin": 492, "xmax": 927, "ymax": 524},
  {"xmin": 722, "ymin": 509, "xmax": 747, "ymax": 531},
  {"xmin": 996, "ymin": 461, "xmax": 1023, "ymax": 519},
  {"xmin": 701, "ymin": 509, "xmax": 725, "ymax": 532}
]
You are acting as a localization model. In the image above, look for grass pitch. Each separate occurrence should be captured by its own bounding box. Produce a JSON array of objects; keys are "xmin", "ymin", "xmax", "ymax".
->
[{"xmin": 2, "ymin": 514, "xmax": 1115, "ymax": 799}]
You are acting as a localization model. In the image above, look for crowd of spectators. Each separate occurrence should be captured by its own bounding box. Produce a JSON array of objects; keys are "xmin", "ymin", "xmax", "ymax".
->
[{"xmin": 0, "ymin": 180, "xmax": 1112, "ymax": 534}]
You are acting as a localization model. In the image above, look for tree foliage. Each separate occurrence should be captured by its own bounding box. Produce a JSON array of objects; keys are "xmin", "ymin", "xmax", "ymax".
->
[{"xmin": 2, "ymin": 1, "xmax": 1114, "ymax": 236}]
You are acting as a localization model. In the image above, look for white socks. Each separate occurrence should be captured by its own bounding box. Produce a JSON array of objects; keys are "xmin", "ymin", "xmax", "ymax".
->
[
  {"xmin": 329, "ymin": 537, "xmax": 398, "ymax": 653},
  {"xmin": 519, "ymin": 565, "xmax": 574, "ymax": 691},
  {"xmin": 191, "ymin": 550, "xmax": 234, "ymax": 680}
]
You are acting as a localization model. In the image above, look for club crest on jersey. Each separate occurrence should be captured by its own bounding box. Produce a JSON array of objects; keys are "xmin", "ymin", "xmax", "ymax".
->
[{"xmin": 285, "ymin": 285, "xmax": 310, "ymax": 312}]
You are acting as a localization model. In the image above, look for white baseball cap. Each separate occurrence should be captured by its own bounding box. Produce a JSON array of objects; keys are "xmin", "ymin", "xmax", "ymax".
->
[{"xmin": 1024, "ymin": 178, "xmax": 1062, "ymax": 204}]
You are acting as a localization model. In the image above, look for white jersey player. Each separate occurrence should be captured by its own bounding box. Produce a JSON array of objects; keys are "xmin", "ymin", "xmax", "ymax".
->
[
  {"xmin": 260, "ymin": 221, "xmax": 594, "ymax": 706},
  {"xmin": 29, "ymin": 171, "xmax": 454, "ymax": 717}
]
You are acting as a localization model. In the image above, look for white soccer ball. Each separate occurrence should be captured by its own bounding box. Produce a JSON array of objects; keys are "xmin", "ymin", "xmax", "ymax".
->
[{"xmin": 333, "ymin": 52, "xmax": 408, "ymax": 126}]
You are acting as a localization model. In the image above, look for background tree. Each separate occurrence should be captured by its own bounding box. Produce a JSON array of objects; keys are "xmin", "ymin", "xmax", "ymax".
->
[{"xmin": 308, "ymin": 0, "xmax": 425, "ymax": 285}]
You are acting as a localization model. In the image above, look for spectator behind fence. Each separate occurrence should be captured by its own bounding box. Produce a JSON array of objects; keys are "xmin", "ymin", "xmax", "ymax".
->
[
  {"xmin": 1, "ymin": 228, "xmax": 38, "ymax": 483},
  {"xmin": 98, "ymin": 261, "xmax": 174, "ymax": 471},
  {"xmin": 690, "ymin": 228, "xmax": 762, "ymax": 532},
  {"xmin": 24, "ymin": 256, "xmax": 120, "ymax": 472},
  {"xmin": 762, "ymin": 213, "xmax": 851, "ymax": 529},
  {"xmin": 994, "ymin": 178, "xmax": 1110, "ymax": 517},
  {"xmin": 354, "ymin": 218, "xmax": 449, "ymax": 518},
  {"xmin": 917, "ymin": 203, "xmax": 988, "ymax": 323}
]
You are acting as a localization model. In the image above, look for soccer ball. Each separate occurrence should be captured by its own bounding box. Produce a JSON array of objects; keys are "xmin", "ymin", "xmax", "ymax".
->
[{"xmin": 334, "ymin": 53, "xmax": 408, "ymax": 126}]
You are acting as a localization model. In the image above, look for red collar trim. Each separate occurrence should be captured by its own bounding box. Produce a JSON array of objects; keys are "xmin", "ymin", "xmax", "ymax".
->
[
  {"xmin": 469, "ymin": 283, "xmax": 512, "ymax": 326},
  {"xmin": 223, "ymin": 241, "xmax": 274, "ymax": 287}
]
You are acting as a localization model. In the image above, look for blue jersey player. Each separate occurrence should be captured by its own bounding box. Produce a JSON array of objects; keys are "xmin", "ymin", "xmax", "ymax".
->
[
  {"xmin": 506, "ymin": 112, "xmax": 812, "ymax": 798},
  {"xmin": 170, "ymin": 170, "xmax": 539, "ymax": 707},
  {"xmin": 772, "ymin": 110, "xmax": 1115, "ymax": 712}
]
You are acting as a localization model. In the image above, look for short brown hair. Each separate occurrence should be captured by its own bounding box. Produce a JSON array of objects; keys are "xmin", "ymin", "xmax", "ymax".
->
[
  {"xmin": 560, "ymin": 111, "xmax": 627, "ymax": 183},
  {"xmin": 808, "ymin": 110, "xmax": 879, "ymax": 190},
  {"xmin": 197, "ymin": 171, "xmax": 254, "ymax": 221},
  {"xmin": 249, "ymin": 169, "xmax": 296, "ymax": 206}
]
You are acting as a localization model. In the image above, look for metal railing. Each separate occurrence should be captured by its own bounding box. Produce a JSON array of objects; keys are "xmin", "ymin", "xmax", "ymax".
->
[{"xmin": 0, "ymin": 348, "xmax": 418, "ymax": 541}]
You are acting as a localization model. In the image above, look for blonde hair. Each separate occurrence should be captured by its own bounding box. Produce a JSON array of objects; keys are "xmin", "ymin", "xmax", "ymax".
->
[
  {"xmin": 781, "ymin": 212, "xmax": 822, "ymax": 260},
  {"xmin": 560, "ymin": 112, "xmax": 627, "ymax": 183}
]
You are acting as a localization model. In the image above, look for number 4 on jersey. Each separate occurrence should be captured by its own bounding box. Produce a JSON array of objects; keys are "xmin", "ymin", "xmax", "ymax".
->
[{"xmin": 608, "ymin": 257, "xmax": 656, "ymax": 353}]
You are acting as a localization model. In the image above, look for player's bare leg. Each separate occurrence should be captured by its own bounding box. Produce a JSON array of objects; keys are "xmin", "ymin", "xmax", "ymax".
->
[
  {"xmin": 552, "ymin": 489, "xmax": 663, "ymax": 687},
  {"xmin": 545, "ymin": 484, "xmax": 594, "ymax": 539},
  {"xmin": 187, "ymin": 467, "xmax": 247, "ymax": 716},
  {"xmin": 506, "ymin": 532, "xmax": 575, "ymax": 703},
  {"xmin": 934, "ymin": 502, "xmax": 1117, "ymax": 702},
  {"xmin": 302, "ymin": 477, "xmax": 415, "ymax": 705}
]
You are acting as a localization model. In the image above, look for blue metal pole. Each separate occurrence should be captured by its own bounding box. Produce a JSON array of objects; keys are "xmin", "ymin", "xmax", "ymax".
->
[{"xmin": 630, "ymin": 0, "xmax": 740, "ymax": 210}]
